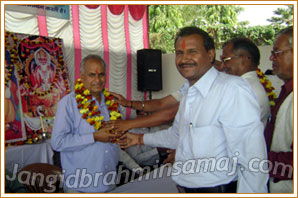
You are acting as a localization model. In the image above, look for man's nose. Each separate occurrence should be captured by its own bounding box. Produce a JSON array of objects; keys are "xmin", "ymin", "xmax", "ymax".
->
[
  {"xmin": 181, "ymin": 52, "xmax": 191, "ymax": 62},
  {"xmin": 94, "ymin": 74, "xmax": 102, "ymax": 81}
]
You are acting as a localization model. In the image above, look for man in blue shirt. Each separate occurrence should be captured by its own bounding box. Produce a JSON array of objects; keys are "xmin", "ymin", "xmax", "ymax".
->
[
  {"xmin": 50, "ymin": 55, "xmax": 121, "ymax": 193},
  {"xmin": 119, "ymin": 27, "xmax": 268, "ymax": 193}
]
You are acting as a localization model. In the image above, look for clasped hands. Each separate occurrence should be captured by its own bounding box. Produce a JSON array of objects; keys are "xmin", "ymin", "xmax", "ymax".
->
[
  {"xmin": 94, "ymin": 124, "xmax": 138, "ymax": 148},
  {"xmin": 98, "ymin": 122, "xmax": 176, "ymax": 165}
]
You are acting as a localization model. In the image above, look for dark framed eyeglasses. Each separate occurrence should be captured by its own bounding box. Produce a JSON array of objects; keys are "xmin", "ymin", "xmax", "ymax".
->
[{"xmin": 271, "ymin": 49, "xmax": 291, "ymax": 57}]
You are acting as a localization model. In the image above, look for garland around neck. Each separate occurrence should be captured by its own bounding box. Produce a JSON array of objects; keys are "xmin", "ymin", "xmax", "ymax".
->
[
  {"xmin": 256, "ymin": 68, "xmax": 277, "ymax": 107},
  {"xmin": 75, "ymin": 78, "xmax": 122, "ymax": 130}
]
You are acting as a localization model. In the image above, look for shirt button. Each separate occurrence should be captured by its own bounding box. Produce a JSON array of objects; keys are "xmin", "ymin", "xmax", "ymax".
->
[{"xmin": 105, "ymin": 150, "xmax": 109, "ymax": 153}]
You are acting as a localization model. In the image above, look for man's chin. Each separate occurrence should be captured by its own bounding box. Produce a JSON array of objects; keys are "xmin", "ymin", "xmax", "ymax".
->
[{"xmin": 90, "ymin": 89, "xmax": 104, "ymax": 95}]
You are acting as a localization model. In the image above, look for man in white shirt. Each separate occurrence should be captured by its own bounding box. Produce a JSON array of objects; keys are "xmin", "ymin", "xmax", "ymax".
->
[
  {"xmin": 119, "ymin": 27, "xmax": 268, "ymax": 193},
  {"xmin": 220, "ymin": 38, "xmax": 270, "ymax": 127}
]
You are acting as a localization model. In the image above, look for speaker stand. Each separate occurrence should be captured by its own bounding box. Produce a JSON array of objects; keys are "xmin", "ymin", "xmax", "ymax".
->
[{"xmin": 148, "ymin": 90, "xmax": 152, "ymax": 100}]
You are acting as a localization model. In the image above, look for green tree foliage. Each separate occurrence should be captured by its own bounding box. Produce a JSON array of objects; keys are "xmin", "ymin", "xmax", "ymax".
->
[
  {"xmin": 267, "ymin": 5, "xmax": 293, "ymax": 26},
  {"xmin": 148, "ymin": 5, "xmax": 293, "ymax": 53},
  {"xmin": 181, "ymin": 5, "xmax": 244, "ymax": 49},
  {"xmin": 149, "ymin": 5, "xmax": 185, "ymax": 53}
]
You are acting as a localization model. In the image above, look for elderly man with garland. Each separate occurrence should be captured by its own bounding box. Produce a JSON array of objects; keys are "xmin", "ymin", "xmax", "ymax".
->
[
  {"xmin": 264, "ymin": 26, "xmax": 293, "ymax": 193},
  {"xmin": 50, "ymin": 54, "xmax": 122, "ymax": 193},
  {"xmin": 221, "ymin": 38, "xmax": 274, "ymax": 127}
]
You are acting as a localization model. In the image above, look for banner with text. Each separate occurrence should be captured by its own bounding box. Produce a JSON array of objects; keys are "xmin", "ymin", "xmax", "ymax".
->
[{"xmin": 5, "ymin": 5, "xmax": 69, "ymax": 20}]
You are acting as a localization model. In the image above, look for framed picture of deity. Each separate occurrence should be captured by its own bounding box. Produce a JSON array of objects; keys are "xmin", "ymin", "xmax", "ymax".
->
[{"xmin": 4, "ymin": 31, "xmax": 71, "ymax": 143}]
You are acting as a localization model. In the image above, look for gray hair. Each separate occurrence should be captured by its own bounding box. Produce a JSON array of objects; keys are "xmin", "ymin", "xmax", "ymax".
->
[
  {"xmin": 277, "ymin": 26, "xmax": 293, "ymax": 50},
  {"xmin": 80, "ymin": 54, "xmax": 107, "ymax": 73}
]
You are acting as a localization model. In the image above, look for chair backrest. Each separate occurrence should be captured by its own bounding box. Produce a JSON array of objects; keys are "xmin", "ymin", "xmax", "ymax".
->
[{"xmin": 17, "ymin": 163, "xmax": 63, "ymax": 193}]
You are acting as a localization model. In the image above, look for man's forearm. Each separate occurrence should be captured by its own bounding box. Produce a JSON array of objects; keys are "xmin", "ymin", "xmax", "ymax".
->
[
  {"xmin": 130, "ymin": 95, "xmax": 179, "ymax": 112},
  {"xmin": 127, "ymin": 104, "xmax": 179, "ymax": 129}
]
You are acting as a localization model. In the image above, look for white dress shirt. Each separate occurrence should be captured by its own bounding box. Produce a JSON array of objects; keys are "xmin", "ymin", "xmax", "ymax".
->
[
  {"xmin": 171, "ymin": 90, "xmax": 182, "ymax": 102},
  {"xmin": 242, "ymin": 71, "xmax": 270, "ymax": 127},
  {"xmin": 144, "ymin": 67, "xmax": 268, "ymax": 193}
]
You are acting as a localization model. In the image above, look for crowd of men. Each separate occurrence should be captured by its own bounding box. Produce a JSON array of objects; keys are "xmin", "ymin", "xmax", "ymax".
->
[{"xmin": 50, "ymin": 26, "xmax": 293, "ymax": 193}]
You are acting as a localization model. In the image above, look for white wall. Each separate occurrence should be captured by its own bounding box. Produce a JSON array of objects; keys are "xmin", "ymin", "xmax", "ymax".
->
[
  {"xmin": 152, "ymin": 54, "xmax": 186, "ymax": 99},
  {"xmin": 152, "ymin": 45, "xmax": 274, "ymax": 99}
]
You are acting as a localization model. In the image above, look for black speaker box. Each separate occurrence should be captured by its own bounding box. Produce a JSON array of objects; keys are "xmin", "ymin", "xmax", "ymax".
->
[{"xmin": 137, "ymin": 49, "xmax": 162, "ymax": 91}]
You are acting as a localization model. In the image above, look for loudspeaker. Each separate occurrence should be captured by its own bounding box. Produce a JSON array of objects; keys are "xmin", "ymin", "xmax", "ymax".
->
[{"xmin": 137, "ymin": 49, "xmax": 162, "ymax": 91}]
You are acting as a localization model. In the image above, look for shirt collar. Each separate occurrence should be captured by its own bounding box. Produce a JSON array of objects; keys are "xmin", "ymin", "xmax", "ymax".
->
[
  {"xmin": 241, "ymin": 70, "xmax": 257, "ymax": 78},
  {"xmin": 92, "ymin": 92, "xmax": 105, "ymax": 107},
  {"xmin": 181, "ymin": 66, "xmax": 218, "ymax": 98}
]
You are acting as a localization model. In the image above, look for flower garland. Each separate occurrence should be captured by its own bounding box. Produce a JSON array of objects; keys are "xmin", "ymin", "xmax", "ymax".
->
[
  {"xmin": 75, "ymin": 78, "xmax": 122, "ymax": 130},
  {"xmin": 256, "ymin": 68, "xmax": 277, "ymax": 107}
]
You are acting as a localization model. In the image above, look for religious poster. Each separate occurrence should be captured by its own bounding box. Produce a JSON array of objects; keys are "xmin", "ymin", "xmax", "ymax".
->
[
  {"xmin": 5, "ymin": 31, "xmax": 70, "ymax": 143},
  {"xmin": 5, "ymin": 44, "xmax": 26, "ymax": 143}
]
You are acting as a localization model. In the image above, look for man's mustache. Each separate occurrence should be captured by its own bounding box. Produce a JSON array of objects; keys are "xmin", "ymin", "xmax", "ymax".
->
[{"xmin": 179, "ymin": 63, "xmax": 197, "ymax": 68}]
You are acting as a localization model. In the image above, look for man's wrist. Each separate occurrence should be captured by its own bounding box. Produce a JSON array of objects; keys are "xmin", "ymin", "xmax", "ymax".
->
[
  {"xmin": 93, "ymin": 132, "xmax": 98, "ymax": 141},
  {"xmin": 138, "ymin": 134, "xmax": 144, "ymax": 145}
]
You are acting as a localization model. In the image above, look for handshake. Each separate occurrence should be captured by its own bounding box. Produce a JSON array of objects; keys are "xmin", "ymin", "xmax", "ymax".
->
[
  {"xmin": 93, "ymin": 122, "xmax": 141, "ymax": 148},
  {"xmin": 96, "ymin": 119, "xmax": 176, "ymax": 165}
]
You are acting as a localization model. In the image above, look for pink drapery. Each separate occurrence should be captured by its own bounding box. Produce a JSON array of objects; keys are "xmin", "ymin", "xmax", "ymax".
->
[
  {"xmin": 72, "ymin": 5, "xmax": 82, "ymax": 81},
  {"xmin": 124, "ymin": 5, "xmax": 132, "ymax": 119},
  {"xmin": 101, "ymin": 5, "xmax": 110, "ymax": 90},
  {"xmin": 86, "ymin": 5, "xmax": 147, "ymax": 21},
  {"xmin": 85, "ymin": 5, "xmax": 148, "ymax": 117},
  {"xmin": 37, "ymin": 16, "xmax": 48, "ymax": 36},
  {"xmin": 108, "ymin": 5, "xmax": 125, "ymax": 15},
  {"xmin": 36, "ymin": 5, "xmax": 149, "ymax": 119},
  {"xmin": 142, "ymin": 7, "xmax": 149, "ymax": 101}
]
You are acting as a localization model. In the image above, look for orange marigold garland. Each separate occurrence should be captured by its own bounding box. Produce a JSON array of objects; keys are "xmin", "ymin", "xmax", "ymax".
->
[
  {"xmin": 256, "ymin": 68, "xmax": 277, "ymax": 107},
  {"xmin": 75, "ymin": 78, "xmax": 122, "ymax": 130}
]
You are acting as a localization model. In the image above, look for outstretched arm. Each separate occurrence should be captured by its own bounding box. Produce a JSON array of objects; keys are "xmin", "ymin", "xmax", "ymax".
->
[
  {"xmin": 104, "ymin": 103, "xmax": 179, "ymax": 133},
  {"xmin": 110, "ymin": 92, "xmax": 179, "ymax": 112}
]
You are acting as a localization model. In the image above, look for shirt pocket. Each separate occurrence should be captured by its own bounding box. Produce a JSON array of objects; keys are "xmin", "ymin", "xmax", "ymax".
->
[{"xmin": 189, "ymin": 125, "xmax": 227, "ymax": 159}]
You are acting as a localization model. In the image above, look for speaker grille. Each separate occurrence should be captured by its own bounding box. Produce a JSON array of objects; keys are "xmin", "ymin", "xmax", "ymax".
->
[{"xmin": 137, "ymin": 49, "xmax": 162, "ymax": 91}]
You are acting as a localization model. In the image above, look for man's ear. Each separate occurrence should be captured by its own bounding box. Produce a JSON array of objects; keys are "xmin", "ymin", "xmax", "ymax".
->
[
  {"xmin": 208, "ymin": 49, "xmax": 216, "ymax": 63},
  {"xmin": 80, "ymin": 72, "xmax": 84, "ymax": 79}
]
